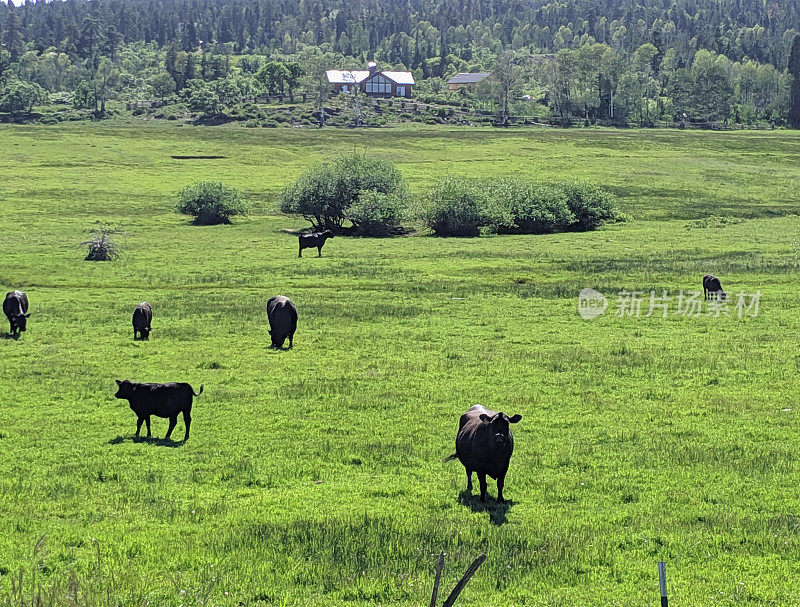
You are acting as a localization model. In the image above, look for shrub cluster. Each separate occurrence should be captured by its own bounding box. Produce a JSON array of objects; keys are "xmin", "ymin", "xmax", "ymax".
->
[
  {"xmin": 421, "ymin": 177, "xmax": 484, "ymax": 237},
  {"xmin": 176, "ymin": 181, "xmax": 248, "ymax": 225},
  {"xmin": 280, "ymin": 153, "xmax": 409, "ymax": 235},
  {"xmin": 348, "ymin": 191, "xmax": 408, "ymax": 237},
  {"xmin": 421, "ymin": 177, "xmax": 620, "ymax": 236}
]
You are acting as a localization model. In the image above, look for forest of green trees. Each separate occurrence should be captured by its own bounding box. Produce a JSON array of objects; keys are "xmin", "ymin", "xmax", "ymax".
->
[{"xmin": 1, "ymin": 0, "xmax": 800, "ymax": 126}]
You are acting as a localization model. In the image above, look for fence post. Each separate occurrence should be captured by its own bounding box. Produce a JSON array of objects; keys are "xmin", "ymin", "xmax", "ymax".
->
[
  {"xmin": 658, "ymin": 562, "xmax": 668, "ymax": 607},
  {"xmin": 442, "ymin": 553, "xmax": 486, "ymax": 607},
  {"xmin": 429, "ymin": 552, "xmax": 445, "ymax": 607}
]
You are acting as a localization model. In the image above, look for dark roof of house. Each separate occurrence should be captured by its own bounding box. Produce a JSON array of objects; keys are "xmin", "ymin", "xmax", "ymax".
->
[{"xmin": 447, "ymin": 72, "xmax": 491, "ymax": 85}]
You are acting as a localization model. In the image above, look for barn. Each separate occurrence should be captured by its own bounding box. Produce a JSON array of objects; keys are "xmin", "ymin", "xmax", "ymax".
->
[
  {"xmin": 327, "ymin": 62, "xmax": 415, "ymax": 98},
  {"xmin": 447, "ymin": 72, "xmax": 491, "ymax": 91}
]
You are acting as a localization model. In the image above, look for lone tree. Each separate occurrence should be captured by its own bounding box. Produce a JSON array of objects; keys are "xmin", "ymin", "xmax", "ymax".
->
[
  {"xmin": 176, "ymin": 181, "xmax": 248, "ymax": 224},
  {"xmin": 150, "ymin": 72, "xmax": 176, "ymax": 102},
  {"xmin": 494, "ymin": 50, "xmax": 521, "ymax": 126},
  {"xmin": 284, "ymin": 62, "xmax": 304, "ymax": 102},
  {"xmin": 187, "ymin": 84, "xmax": 222, "ymax": 118},
  {"xmin": 302, "ymin": 58, "xmax": 330, "ymax": 127},
  {"xmin": 0, "ymin": 79, "xmax": 46, "ymax": 115},
  {"xmin": 255, "ymin": 61, "xmax": 290, "ymax": 97},
  {"xmin": 91, "ymin": 57, "xmax": 119, "ymax": 115},
  {"xmin": 280, "ymin": 153, "xmax": 408, "ymax": 234},
  {"xmin": 790, "ymin": 34, "xmax": 800, "ymax": 128}
]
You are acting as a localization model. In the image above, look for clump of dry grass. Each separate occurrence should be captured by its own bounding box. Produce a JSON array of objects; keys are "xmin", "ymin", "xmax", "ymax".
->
[{"xmin": 81, "ymin": 226, "xmax": 122, "ymax": 261}]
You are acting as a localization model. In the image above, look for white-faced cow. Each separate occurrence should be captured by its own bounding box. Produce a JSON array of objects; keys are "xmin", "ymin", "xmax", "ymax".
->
[
  {"xmin": 445, "ymin": 404, "xmax": 522, "ymax": 502},
  {"xmin": 267, "ymin": 295, "xmax": 298, "ymax": 349},
  {"xmin": 702, "ymin": 274, "xmax": 726, "ymax": 300},
  {"xmin": 114, "ymin": 380, "xmax": 203, "ymax": 441},
  {"xmin": 299, "ymin": 230, "xmax": 334, "ymax": 257},
  {"xmin": 132, "ymin": 302, "xmax": 152, "ymax": 340},
  {"xmin": 3, "ymin": 290, "xmax": 30, "ymax": 337}
]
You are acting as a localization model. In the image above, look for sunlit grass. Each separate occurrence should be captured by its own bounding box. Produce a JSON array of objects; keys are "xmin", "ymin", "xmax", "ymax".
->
[{"xmin": 1, "ymin": 124, "xmax": 800, "ymax": 605}]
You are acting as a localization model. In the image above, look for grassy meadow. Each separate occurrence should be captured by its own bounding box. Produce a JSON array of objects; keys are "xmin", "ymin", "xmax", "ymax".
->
[{"xmin": 2, "ymin": 123, "xmax": 800, "ymax": 605}]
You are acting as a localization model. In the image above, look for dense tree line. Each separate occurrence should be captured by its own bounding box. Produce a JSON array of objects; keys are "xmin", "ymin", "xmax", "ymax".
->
[
  {"xmin": 525, "ymin": 42, "xmax": 791, "ymax": 124},
  {"xmin": 2, "ymin": 0, "xmax": 799, "ymax": 68},
  {"xmin": 0, "ymin": 0, "xmax": 799, "ymax": 125}
]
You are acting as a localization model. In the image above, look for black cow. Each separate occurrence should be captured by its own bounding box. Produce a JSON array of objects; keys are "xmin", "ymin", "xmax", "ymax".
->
[
  {"xmin": 267, "ymin": 295, "xmax": 298, "ymax": 349},
  {"xmin": 445, "ymin": 405, "xmax": 522, "ymax": 502},
  {"xmin": 299, "ymin": 230, "xmax": 334, "ymax": 257},
  {"xmin": 3, "ymin": 290, "xmax": 30, "ymax": 336},
  {"xmin": 703, "ymin": 274, "xmax": 726, "ymax": 300},
  {"xmin": 132, "ymin": 302, "xmax": 153, "ymax": 340},
  {"xmin": 114, "ymin": 380, "xmax": 203, "ymax": 441}
]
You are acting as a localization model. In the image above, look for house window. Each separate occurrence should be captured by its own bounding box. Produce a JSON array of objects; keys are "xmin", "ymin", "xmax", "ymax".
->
[
  {"xmin": 397, "ymin": 86, "xmax": 405, "ymax": 97},
  {"xmin": 367, "ymin": 75, "xmax": 390, "ymax": 94}
]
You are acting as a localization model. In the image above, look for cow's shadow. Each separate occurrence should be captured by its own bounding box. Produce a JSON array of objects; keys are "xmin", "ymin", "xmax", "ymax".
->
[
  {"xmin": 0, "ymin": 333, "xmax": 20, "ymax": 340},
  {"xmin": 108, "ymin": 435, "xmax": 185, "ymax": 448},
  {"xmin": 458, "ymin": 490, "xmax": 513, "ymax": 526}
]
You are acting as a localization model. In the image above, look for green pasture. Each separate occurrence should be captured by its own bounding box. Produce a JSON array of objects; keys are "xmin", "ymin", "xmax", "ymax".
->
[{"xmin": 1, "ymin": 124, "xmax": 800, "ymax": 606}]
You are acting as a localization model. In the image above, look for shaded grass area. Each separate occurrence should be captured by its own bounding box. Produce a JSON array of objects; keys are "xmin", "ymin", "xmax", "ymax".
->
[{"xmin": 0, "ymin": 125, "xmax": 800, "ymax": 605}]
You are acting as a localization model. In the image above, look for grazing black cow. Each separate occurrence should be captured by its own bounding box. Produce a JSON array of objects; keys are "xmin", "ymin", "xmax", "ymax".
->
[
  {"xmin": 114, "ymin": 380, "xmax": 203, "ymax": 441},
  {"xmin": 132, "ymin": 302, "xmax": 152, "ymax": 340},
  {"xmin": 703, "ymin": 274, "xmax": 726, "ymax": 300},
  {"xmin": 267, "ymin": 295, "xmax": 298, "ymax": 349},
  {"xmin": 299, "ymin": 230, "xmax": 334, "ymax": 257},
  {"xmin": 445, "ymin": 405, "xmax": 522, "ymax": 502},
  {"xmin": 3, "ymin": 290, "xmax": 30, "ymax": 336}
]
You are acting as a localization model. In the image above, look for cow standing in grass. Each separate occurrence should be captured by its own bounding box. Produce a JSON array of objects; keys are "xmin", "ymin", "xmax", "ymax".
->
[
  {"xmin": 703, "ymin": 274, "xmax": 726, "ymax": 300},
  {"xmin": 3, "ymin": 291, "xmax": 30, "ymax": 337},
  {"xmin": 445, "ymin": 405, "xmax": 522, "ymax": 502},
  {"xmin": 267, "ymin": 295, "xmax": 298, "ymax": 349},
  {"xmin": 114, "ymin": 379, "xmax": 202, "ymax": 441},
  {"xmin": 132, "ymin": 302, "xmax": 152, "ymax": 340},
  {"xmin": 299, "ymin": 230, "xmax": 334, "ymax": 257}
]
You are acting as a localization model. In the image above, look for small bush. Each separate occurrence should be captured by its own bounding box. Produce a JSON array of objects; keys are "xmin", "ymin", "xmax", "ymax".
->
[
  {"xmin": 176, "ymin": 181, "xmax": 248, "ymax": 225},
  {"xmin": 422, "ymin": 177, "xmax": 485, "ymax": 237},
  {"xmin": 82, "ymin": 226, "xmax": 122, "ymax": 261},
  {"xmin": 561, "ymin": 182, "xmax": 619, "ymax": 230},
  {"xmin": 484, "ymin": 181, "xmax": 574, "ymax": 234},
  {"xmin": 348, "ymin": 191, "xmax": 408, "ymax": 236}
]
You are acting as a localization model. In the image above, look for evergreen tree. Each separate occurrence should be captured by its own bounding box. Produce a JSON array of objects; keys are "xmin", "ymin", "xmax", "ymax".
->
[
  {"xmin": 1, "ymin": 7, "xmax": 22, "ymax": 61},
  {"xmin": 789, "ymin": 35, "xmax": 800, "ymax": 128},
  {"xmin": 181, "ymin": 21, "xmax": 198, "ymax": 53}
]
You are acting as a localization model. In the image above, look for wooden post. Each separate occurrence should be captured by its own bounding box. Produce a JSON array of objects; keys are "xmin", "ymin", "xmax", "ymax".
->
[
  {"xmin": 429, "ymin": 552, "xmax": 444, "ymax": 607},
  {"xmin": 658, "ymin": 562, "xmax": 668, "ymax": 607},
  {"xmin": 442, "ymin": 553, "xmax": 486, "ymax": 607}
]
